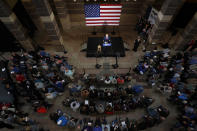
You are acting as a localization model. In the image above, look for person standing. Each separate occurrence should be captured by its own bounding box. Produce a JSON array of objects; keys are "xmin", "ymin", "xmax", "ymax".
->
[{"xmin": 133, "ymin": 37, "xmax": 141, "ymax": 52}]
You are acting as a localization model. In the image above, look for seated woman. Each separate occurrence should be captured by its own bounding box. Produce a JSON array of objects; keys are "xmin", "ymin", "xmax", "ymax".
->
[
  {"xmin": 45, "ymin": 91, "xmax": 57, "ymax": 99},
  {"xmin": 89, "ymin": 105, "xmax": 96, "ymax": 114},
  {"xmin": 55, "ymin": 80, "xmax": 64, "ymax": 92},
  {"xmin": 114, "ymin": 102, "xmax": 121, "ymax": 112},
  {"xmin": 15, "ymin": 73, "xmax": 25, "ymax": 83},
  {"xmin": 104, "ymin": 77, "xmax": 111, "ymax": 84},
  {"xmin": 34, "ymin": 79, "xmax": 44, "ymax": 89},
  {"xmin": 105, "ymin": 102, "xmax": 113, "ymax": 115},
  {"xmin": 64, "ymin": 68, "xmax": 74, "ymax": 79},
  {"xmin": 111, "ymin": 76, "xmax": 117, "ymax": 84},
  {"xmin": 70, "ymin": 101, "xmax": 80, "ymax": 112},
  {"xmin": 80, "ymin": 104, "xmax": 89, "ymax": 115},
  {"xmin": 95, "ymin": 104, "xmax": 105, "ymax": 114},
  {"xmin": 81, "ymin": 89, "xmax": 89, "ymax": 98},
  {"xmin": 41, "ymin": 62, "xmax": 48, "ymax": 70},
  {"xmin": 117, "ymin": 77, "xmax": 124, "ymax": 84}
]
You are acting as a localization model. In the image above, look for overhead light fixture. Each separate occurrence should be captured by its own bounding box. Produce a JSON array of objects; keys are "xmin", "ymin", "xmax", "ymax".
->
[{"xmin": 73, "ymin": 0, "xmax": 77, "ymax": 2}]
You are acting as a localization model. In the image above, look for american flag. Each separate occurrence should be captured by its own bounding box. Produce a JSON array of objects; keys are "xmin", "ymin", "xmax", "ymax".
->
[{"xmin": 84, "ymin": 4, "xmax": 122, "ymax": 26}]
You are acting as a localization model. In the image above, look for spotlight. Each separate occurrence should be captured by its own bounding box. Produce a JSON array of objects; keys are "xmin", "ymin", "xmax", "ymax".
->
[
  {"xmin": 73, "ymin": 0, "xmax": 77, "ymax": 2},
  {"xmin": 94, "ymin": 0, "xmax": 97, "ymax": 1}
]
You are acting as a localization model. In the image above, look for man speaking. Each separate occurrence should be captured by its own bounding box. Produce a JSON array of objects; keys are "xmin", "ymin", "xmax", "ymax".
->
[{"xmin": 103, "ymin": 34, "xmax": 111, "ymax": 44}]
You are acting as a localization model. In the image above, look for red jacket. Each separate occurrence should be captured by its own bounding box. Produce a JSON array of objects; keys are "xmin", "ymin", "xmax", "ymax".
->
[{"xmin": 16, "ymin": 74, "xmax": 25, "ymax": 82}]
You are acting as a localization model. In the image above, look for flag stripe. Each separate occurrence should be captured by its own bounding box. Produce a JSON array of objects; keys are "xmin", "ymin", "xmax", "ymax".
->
[
  {"xmin": 86, "ymin": 22, "xmax": 119, "ymax": 24},
  {"xmin": 86, "ymin": 24, "xmax": 119, "ymax": 26},
  {"xmin": 86, "ymin": 17, "xmax": 120, "ymax": 20},
  {"xmin": 101, "ymin": 12, "xmax": 121, "ymax": 14},
  {"xmin": 86, "ymin": 21, "xmax": 120, "ymax": 23},
  {"xmin": 100, "ymin": 14, "xmax": 121, "ymax": 16},
  {"xmin": 100, "ymin": 6, "xmax": 122, "ymax": 8},
  {"xmin": 100, "ymin": 10, "xmax": 121, "ymax": 12},
  {"xmin": 86, "ymin": 19, "xmax": 120, "ymax": 21},
  {"xmin": 100, "ymin": 8, "xmax": 122, "ymax": 10},
  {"xmin": 100, "ymin": 4, "xmax": 122, "ymax": 6}
]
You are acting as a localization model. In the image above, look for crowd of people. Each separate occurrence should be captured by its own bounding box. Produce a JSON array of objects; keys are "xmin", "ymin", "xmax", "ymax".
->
[
  {"xmin": 62, "ymin": 72, "xmax": 155, "ymax": 115},
  {"xmin": 50, "ymin": 105, "xmax": 169, "ymax": 131},
  {"xmin": 56, "ymin": 70, "xmax": 171, "ymax": 130},
  {"xmin": 63, "ymin": 88, "xmax": 154, "ymax": 115},
  {"xmin": 9, "ymin": 51, "xmax": 74, "ymax": 111},
  {"xmin": 0, "ymin": 22, "xmax": 195, "ymax": 130},
  {"xmin": 133, "ymin": 47, "xmax": 197, "ymax": 130},
  {"xmin": 0, "ymin": 50, "xmax": 74, "ymax": 130},
  {"xmin": 0, "ymin": 60, "xmax": 48, "ymax": 130},
  {"xmin": 133, "ymin": 16, "xmax": 153, "ymax": 52},
  {"xmin": 0, "ymin": 48, "xmax": 173, "ymax": 130}
]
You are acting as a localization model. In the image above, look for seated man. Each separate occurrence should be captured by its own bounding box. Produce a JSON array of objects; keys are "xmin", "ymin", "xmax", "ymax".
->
[
  {"xmin": 104, "ymin": 77, "xmax": 111, "ymax": 84},
  {"xmin": 45, "ymin": 92, "xmax": 57, "ymax": 99},
  {"xmin": 95, "ymin": 104, "xmax": 105, "ymax": 114},
  {"xmin": 34, "ymin": 79, "xmax": 44, "ymax": 89},
  {"xmin": 70, "ymin": 101, "xmax": 80, "ymax": 112}
]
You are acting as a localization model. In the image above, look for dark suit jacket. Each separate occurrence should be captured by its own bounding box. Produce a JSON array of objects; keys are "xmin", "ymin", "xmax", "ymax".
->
[{"xmin": 103, "ymin": 36, "xmax": 111, "ymax": 43}]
